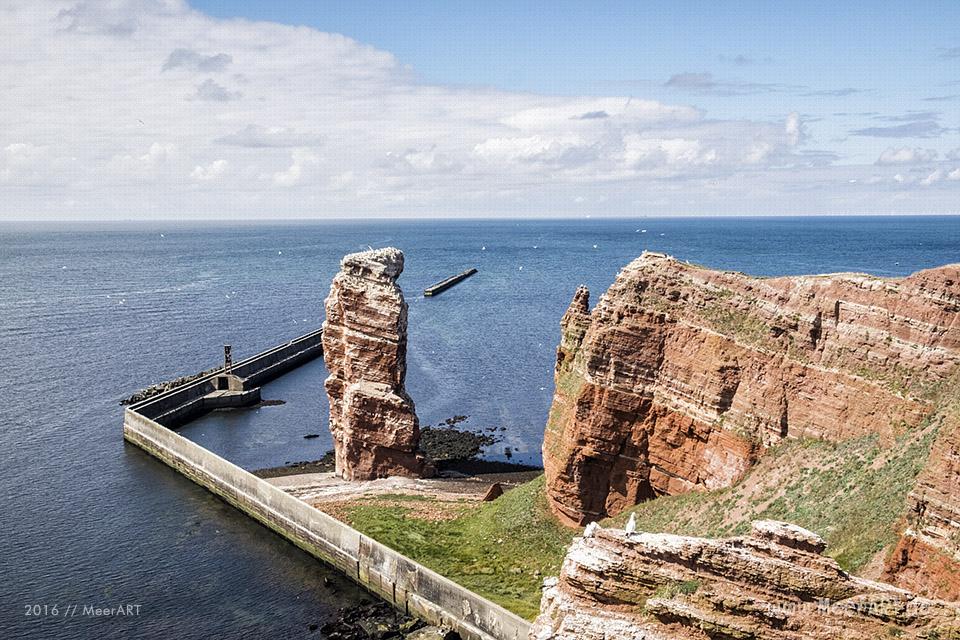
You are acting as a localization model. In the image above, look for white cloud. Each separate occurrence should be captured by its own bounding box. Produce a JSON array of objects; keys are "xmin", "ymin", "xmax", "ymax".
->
[
  {"xmin": 785, "ymin": 112, "xmax": 804, "ymax": 146},
  {"xmin": 621, "ymin": 136, "xmax": 717, "ymax": 170},
  {"xmin": 948, "ymin": 168, "xmax": 960, "ymax": 181},
  {"xmin": 1, "ymin": 142, "xmax": 45, "ymax": 181},
  {"xmin": 1, "ymin": 0, "xmax": 956, "ymax": 219},
  {"xmin": 108, "ymin": 142, "xmax": 177, "ymax": 176},
  {"xmin": 473, "ymin": 135, "xmax": 586, "ymax": 165},
  {"xmin": 920, "ymin": 169, "xmax": 943, "ymax": 186},
  {"xmin": 876, "ymin": 147, "xmax": 938, "ymax": 165},
  {"xmin": 190, "ymin": 158, "xmax": 227, "ymax": 181},
  {"xmin": 270, "ymin": 149, "xmax": 319, "ymax": 186}
]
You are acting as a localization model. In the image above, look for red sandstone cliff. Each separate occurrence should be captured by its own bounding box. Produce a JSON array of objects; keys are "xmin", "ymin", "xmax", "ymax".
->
[
  {"xmin": 322, "ymin": 248, "xmax": 431, "ymax": 481},
  {"xmin": 531, "ymin": 520, "xmax": 960, "ymax": 640},
  {"xmin": 542, "ymin": 252, "xmax": 960, "ymax": 598}
]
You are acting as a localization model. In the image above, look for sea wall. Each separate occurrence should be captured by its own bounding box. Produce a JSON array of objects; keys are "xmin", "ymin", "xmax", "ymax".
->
[
  {"xmin": 122, "ymin": 409, "xmax": 529, "ymax": 640},
  {"xmin": 130, "ymin": 328, "xmax": 324, "ymax": 426}
]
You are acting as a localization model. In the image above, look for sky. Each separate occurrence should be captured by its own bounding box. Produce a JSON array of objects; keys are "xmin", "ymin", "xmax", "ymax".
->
[{"xmin": 2, "ymin": 1, "xmax": 959, "ymax": 220}]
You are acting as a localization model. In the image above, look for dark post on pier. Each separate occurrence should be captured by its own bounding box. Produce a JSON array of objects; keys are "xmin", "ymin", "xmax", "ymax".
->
[{"xmin": 423, "ymin": 268, "xmax": 478, "ymax": 297}]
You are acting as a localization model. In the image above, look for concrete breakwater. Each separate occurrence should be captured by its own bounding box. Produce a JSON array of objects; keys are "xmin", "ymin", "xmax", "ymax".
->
[
  {"xmin": 423, "ymin": 268, "xmax": 478, "ymax": 296},
  {"xmin": 123, "ymin": 330, "xmax": 531, "ymax": 640},
  {"xmin": 128, "ymin": 328, "xmax": 323, "ymax": 427}
]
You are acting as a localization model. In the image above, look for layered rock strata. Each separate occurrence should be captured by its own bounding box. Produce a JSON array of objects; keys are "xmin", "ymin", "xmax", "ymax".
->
[
  {"xmin": 531, "ymin": 520, "xmax": 960, "ymax": 640},
  {"xmin": 544, "ymin": 252, "xmax": 960, "ymax": 526},
  {"xmin": 883, "ymin": 402, "xmax": 960, "ymax": 600},
  {"xmin": 322, "ymin": 248, "xmax": 431, "ymax": 481}
]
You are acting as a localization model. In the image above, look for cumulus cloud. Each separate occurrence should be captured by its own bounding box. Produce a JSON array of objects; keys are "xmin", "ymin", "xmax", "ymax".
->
[
  {"xmin": 920, "ymin": 169, "xmax": 943, "ymax": 186},
  {"xmin": 949, "ymin": 168, "xmax": 960, "ymax": 181},
  {"xmin": 876, "ymin": 147, "xmax": 938, "ymax": 164},
  {"xmin": 190, "ymin": 159, "xmax": 227, "ymax": 181},
  {"xmin": 108, "ymin": 142, "xmax": 177, "ymax": 176},
  {"xmin": 785, "ymin": 112, "xmax": 805, "ymax": 146},
  {"xmin": 270, "ymin": 149, "xmax": 319, "ymax": 186}
]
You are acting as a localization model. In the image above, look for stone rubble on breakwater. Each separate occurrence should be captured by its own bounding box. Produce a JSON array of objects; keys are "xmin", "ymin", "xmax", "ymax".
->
[{"xmin": 322, "ymin": 248, "xmax": 433, "ymax": 481}]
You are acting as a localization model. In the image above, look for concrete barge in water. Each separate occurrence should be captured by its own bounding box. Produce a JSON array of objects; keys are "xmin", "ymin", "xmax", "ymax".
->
[{"xmin": 423, "ymin": 268, "xmax": 477, "ymax": 296}]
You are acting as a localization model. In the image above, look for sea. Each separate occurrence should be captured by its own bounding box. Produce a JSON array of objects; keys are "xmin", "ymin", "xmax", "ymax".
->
[{"xmin": 2, "ymin": 216, "xmax": 959, "ymax": 639}]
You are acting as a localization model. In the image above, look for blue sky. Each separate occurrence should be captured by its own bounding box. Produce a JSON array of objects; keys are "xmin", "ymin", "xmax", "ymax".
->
[{"xmin": 2, "ymin": 1, "xmax": 959, "ymax": 218}]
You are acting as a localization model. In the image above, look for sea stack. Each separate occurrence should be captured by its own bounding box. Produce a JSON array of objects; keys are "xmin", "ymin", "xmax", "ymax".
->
[{"xmin": 322, "ymin": 248, "xmax": 431, "ymax": 480}]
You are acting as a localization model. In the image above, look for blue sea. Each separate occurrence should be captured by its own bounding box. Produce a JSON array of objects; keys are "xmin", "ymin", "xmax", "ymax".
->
[{"xmin": 3, "ymin": 216, "xmax": 959, "ymax": 638}]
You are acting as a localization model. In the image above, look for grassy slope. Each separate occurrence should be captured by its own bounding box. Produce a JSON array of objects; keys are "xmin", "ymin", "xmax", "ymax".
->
[
  {"xmin": 606, "ymin": 424, "xmax": 939, "ymax": 573},
  {"xmin": 338, "ymin": 423, "xmax": 936, "ymax": 619},
  {"xmin": 339, "ymin": 476, "xmax": 575, "ymax": 620}
]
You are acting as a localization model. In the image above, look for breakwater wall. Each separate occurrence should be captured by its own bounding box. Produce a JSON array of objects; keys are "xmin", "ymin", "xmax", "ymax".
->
[
  {"xmin": 423, "ymin": 268, "xmax": 478, "ymax": 296},
  {"xmin": 123, "ymin": 331, "xmax": 531, "ymax": 640},
  {"xmin": 129, "ymin": 328, "xmax": 324, "ymax": 427}
]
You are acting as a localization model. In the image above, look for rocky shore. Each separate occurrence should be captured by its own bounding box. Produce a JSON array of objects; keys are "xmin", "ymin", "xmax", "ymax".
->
[{"xmin": 317, "ymin": 599, "xmax": 459, "ymax": 640}]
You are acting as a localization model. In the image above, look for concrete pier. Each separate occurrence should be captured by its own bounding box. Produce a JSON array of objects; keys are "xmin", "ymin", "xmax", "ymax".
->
[
  {"xmin": 129, "ymin": 328, "xmax": 323, "ymax": 427},
  {"xmin": 423, "ymin": 268, "xmax": 477, "ymax": 296}
]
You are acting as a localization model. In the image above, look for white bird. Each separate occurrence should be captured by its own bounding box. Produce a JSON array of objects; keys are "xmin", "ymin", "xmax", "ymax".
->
[
  {"xmin": 518, "ymin": 265, "xmax": 523, "ymax": 271},
  {"xmin": 159, "ymin": 233, "xmax": 165, "ymax": 238},
  {"xmin": 481, "ymin": 246, "xmax": 486, "ymax": 251},
  {"xmin": 278, "ymin": 250, "xmax": 282, "ymax": 255},
  {"xmin": 583, "ymin": 522, "xmax": 600, "ymax": 538},
  {"xmin": 625, "ymin": 513, "xmax": 637, "ymax": 535},
  {"xmin": 592, "ymin": 244, "xmax": 598, "ymax": 249}
]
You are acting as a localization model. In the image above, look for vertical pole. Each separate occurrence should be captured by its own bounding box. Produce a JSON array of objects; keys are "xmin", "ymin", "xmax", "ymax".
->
[{"xmin": 224, "ymin": 344, "xmax": 233, "ymax": 374}]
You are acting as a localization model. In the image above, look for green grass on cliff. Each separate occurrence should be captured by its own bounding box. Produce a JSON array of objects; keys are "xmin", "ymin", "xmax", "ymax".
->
[
  {"xmin": 605, "ymin": 423, "xmax": 940, "ymax": 573},
  {"xmin": 339, "ymin": 476, "xmax": 575, "ymax": 620}
]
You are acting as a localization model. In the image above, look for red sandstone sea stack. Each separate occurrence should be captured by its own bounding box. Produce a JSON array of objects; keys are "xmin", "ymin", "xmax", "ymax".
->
[{"xmin": 322, "ymin": 247, "xmax": 432, "ymax": 481}]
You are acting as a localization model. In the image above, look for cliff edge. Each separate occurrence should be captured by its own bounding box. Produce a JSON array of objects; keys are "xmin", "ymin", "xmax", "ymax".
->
[{"xmin": 531, "ymin": 520, "xmax": 960, "ymax": 640}]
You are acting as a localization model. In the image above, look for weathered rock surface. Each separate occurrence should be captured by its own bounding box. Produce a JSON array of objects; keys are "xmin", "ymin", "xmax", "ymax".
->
[
  {"xmin": 544, "ymin": 252, "xmax": 960, "ymax": 526},
  {"xmin": 883, "ymin": 399, "xmax": 960, "ymax": 601},
  {"xmin": 322, "ymin": 248, "xmax": 431, "ymax": 480},
  {"xmin": 531, "ymin": 520, "xmax": 960, "ymax": 640}
]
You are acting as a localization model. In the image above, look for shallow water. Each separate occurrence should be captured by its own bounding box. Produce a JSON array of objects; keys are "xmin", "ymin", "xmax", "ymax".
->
[{"xmin": 3, "ymin": 216, "xmax": 959, "ymax": 638}]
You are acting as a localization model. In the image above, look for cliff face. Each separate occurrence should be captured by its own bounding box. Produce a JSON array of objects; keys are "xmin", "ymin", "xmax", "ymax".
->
[
  {"xmin": 531, "ymin": 521, "xmax": 960, "ymax": 640},
  {"xmin": 322, "ymin": 248, "xmax": 431, "ymax": 481},
  {"xmin": 883, "ymin": 400, "xmax": 960, "ymax": 600},
  {"xmin": 543, "ymin": 252, "xmax": 960, "ymax": 527}
]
